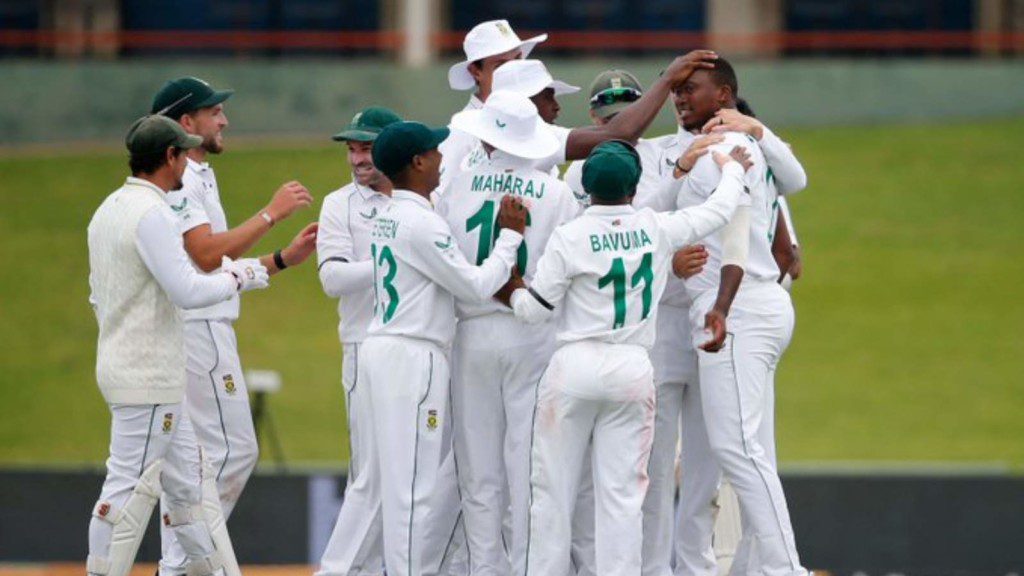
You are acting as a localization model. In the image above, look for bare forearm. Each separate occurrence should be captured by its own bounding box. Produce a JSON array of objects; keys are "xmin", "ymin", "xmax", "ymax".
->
[
  {"xmin": 564, "ymin": 75, "xmax": 671, "ymax": 161},
  {"xmin": 713, "ymin": 265, "xmax": 744, "ymax": 316},
  {"xmin": 184, "ymin": 215, "xmax": 272, "ymax": 272}
]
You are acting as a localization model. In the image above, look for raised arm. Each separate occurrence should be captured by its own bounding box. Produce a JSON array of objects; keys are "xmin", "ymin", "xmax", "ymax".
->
[
  {"xmin": 181, "ymin": 180, "xmax": 314, "ymax": 272},
  {"xmin": 563, "ymin": 50, "xmax": 718, "ymax": 161},
  {"xmin": 702, "ymin": 109, "xmax": 807, "ymax": 195},
  {"xmin": 660, "ymin": 148, "xmax": 751, "ymax": 250}
]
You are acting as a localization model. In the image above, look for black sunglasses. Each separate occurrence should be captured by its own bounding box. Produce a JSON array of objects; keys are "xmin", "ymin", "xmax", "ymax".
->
[{"xmin": 589, "ymin": 87, "xmax": 642, "ymax": 108}]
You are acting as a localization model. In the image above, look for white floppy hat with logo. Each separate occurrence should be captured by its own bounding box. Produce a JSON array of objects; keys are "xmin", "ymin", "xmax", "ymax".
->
[
  {"xmin": 448, "ymin": 20, "xmax": 548, "ymax": 91},
  {"xmin": 450, "ymin": 90, "xmax": 560, "ymax": 160},
  {"xmin": 493, "ymin": 59, "xmax": 580, "ymax": 97}
]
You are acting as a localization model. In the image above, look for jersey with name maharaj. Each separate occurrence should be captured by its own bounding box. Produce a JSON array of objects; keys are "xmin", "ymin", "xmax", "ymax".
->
[
  {"xmin": 164, "ymin": 158, "xmax": 239, "ymax": 322},
  {"xmin": 366, "ymin": 190, "xmax": 522, "ymax": 349},
  {"xmin": 436, "ymin": 150, "xmax": 579, "ymax": 320},
  {"xmin": 675, "ymin": 132, "xmax": 777, "ymax": 298}
]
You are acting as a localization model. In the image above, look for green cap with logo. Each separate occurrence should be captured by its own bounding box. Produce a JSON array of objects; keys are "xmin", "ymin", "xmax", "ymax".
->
[
  {"xmin": 582, "ymin": 140, "xmax": 642, "ymax": 201},
  {"xmin": 332, "ymin": 107, "xmax": 403, "ymax": 142},
  {"xmin": 125, "ymin": 115, "xmax": 203, "ymax": 156},
  {"xmin": 588, "ymin": 69, "xmax": 644, "ymax": 120},
  {"xmin": 151, "ymin": 76, "xmax": 234, "ymax": 119},
  {"xmin": 371, "ymin": 121, "xmax": 450, "ymax": 178}
]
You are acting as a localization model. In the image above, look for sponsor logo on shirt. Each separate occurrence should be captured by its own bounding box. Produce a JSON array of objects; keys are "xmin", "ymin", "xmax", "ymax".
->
[
  {"xmin": 170, "ymin": 198, "xmax": 188, "ymax": 212},
  {"xmin": 434, "ymin": 235, "xmax": 454, "ymax": 250},
  {"xmin": 359, "ymin": 207, "xmax": 378, "ymax": 220}
]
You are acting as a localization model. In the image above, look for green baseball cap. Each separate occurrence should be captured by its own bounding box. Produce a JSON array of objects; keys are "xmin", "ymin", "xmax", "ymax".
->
[
  {"xmin": 582, "ymin": 140, "xmax": 642, "ymax": 201},
  {"xmin": 125, "ymin": 115, "xmax": 203, "ymax": 156},
  {"xmin": 588, "ymin": 69, "xmax": 644, "ymax": 120},
  {"xmin": 332, "ymin": 107, "xmax": 403, "ymax": 142},
  {"xmin": 151, "ymin": 76, "xmax": 234, "ymax": 119},
  {"xmin": 371, "ymin": 121, "xmax": 450, "ymax": 178}
]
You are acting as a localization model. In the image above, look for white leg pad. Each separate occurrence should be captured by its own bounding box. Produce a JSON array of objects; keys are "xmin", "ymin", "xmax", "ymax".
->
[
  {"xmin": 89, "ymin": 459, "xmax": 164, "ymax": 576},
  {"xmin": 185, "ymin": 551, "xmax": 225, "ymax": 576},
  {"xmin": 201, "ymin": 451, "xmax": 242, "ymax": 576}
]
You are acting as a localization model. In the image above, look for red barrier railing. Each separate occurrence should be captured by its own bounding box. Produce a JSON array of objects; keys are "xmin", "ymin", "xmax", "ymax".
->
[{"xmin": 1, "ymin": 29, "xmax": 1021, "ymax": 52}]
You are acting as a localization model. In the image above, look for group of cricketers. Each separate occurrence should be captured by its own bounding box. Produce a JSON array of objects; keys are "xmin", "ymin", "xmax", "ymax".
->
[{"xmin": 86, "ymin": 17, "xmax": 807, "ymax": 576}]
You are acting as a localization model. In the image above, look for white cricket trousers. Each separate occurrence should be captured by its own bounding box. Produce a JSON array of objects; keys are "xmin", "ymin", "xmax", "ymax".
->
[
  {"xmin": 360, "ymin": 335, "xmax": 464, "ymax": 576},
  {"xmin": 90, "ymin": 404, "xmax": 216, "ymax": 573},
  {"xmin": 689, "ymin": 282, "xmax": 805, "ymax": 576},
  {"xmin": 641, "ymin": 304, "xmax": 701, "ymax": 576},
  {"xmin": 161, "ymin": 320, "xmax": 258, "ymax": 572},
  {"xmin": 450, "ymin": 314, "xmax": 554, "ymax": 576},
  {"xmin": 525, "ymin": 340, "xmax": 656, "ymax": 576},
  {"xmin": 318, "ymin": 342, "xmax": 385, "ymax": 576}
]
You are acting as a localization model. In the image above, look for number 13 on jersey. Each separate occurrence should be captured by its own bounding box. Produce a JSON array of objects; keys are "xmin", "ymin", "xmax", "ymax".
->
[{"xmin": 371, "ymin": 243, "xmax": 399, "ymax": 323}]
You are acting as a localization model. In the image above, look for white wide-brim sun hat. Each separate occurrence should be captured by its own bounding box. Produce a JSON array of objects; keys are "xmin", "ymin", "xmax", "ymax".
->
[
  {"xmin": 448, "ymin": 20, "xmax": 548, "ymax": 91},
  {"xmin": 493, "ymin": 59, "xmax": 581, "ymax": 97},
  {"xmin": 450, "ymin": 90, "xmax": 560, "ymax": 160}
]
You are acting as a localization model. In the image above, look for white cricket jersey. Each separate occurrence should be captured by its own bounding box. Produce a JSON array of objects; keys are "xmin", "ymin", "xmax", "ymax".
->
[
  {"xmin": 164, "ymin": 158, "xmax": 240, "ymax": 322},
  {"xmin": 317, "ymin": 181, "xmax": 391, "ymax": 343},
  {"xmin": 436, "ymin": 150, "xmax": 579, "ymax": 320},
  {"xmin": 674, "ymin": 132, "xmax": 777, "ymax": 298},
  {"xmin": 438, "ymin": 95, "xmax": 485, "ymax": 192},
  {"xmin": 511, "ymin": 162, "xmax": 747, "ymax": 348},
  {"xmin": 365, "ymin": 190, "xmax": 523, "ymax": 349},
  {"xmin": 563, "ymin": 136, "xmax": 668, "ymax": 210}
]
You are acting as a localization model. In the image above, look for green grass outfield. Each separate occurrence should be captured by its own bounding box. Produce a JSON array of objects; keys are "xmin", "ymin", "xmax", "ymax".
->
[{"xmin": 2, "ymin": 118, "xmax": 1023, "ymax": 467}]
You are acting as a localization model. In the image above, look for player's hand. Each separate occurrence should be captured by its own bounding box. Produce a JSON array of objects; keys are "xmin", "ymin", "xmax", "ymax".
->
[
  {"xmin": 281, "ymin": 222, "xmax": 319, "ymax": 267},
  {"xmin": 265, "ymin": 181, "xmax": 314, "ymax": 222},
  {"xmin": 672, "ymin": 245, "xmax": 708, "ymax": 279},
  {"xmin": 789, "ymin": 246, "xmax": 803, "ymax": 280},
  {"xmin": 675, "ymin": 134, "xmax": 724, "ymax": 176},
  {"xmin": 497, "ymin": 195, "xmax": 528, "ymax": 235},
  {"xmin": 222, "ymin": 256, "xmax": 269, "ymax": 292},
  {"xmin": 494, "ymin": 266, "xmax": 527, "ymax": 307},
  {"xmin": 700, "ymin": 309, "xmax": 727, "ymax": 352},
  {"xmin": 713, "ymin": 146, "xmax": 752, "ymax": 172},
  {"xmin": 702, "ymin": 109, "xmax": 764, "ymax": 140},
  {"xmin": 663, "ymin": 50, "xmax": 718, "ymax": 86}
]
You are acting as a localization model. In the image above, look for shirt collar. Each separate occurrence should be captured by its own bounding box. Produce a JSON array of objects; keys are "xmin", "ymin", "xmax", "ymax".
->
[
  {"xmin": 585, "ymin": 204, "xmax": 636, "ymax": 216},
  {"xmin": 392, "ymin": 189, "xmax": 432, "ymax": 209},
  {"xmin": 124, "ymin": 176, "xmax": 167, "ymax": 196},
  {"xmin": 676, "ymin": 125, "xmax": 695, "ymax": 147},
  {"xmin": 186, "ymin": 157, "xmax": 210, "ymax": 173},
  {"xmin": 467, "ymin": 94, "xmax": 484, "ymax": 110},
  {"xmin": 353, "ymin": 180, "xmax": 390, "ymax": 201}
]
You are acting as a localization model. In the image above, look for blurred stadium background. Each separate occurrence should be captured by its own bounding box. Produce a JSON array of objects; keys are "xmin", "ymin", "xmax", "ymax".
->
[{"xmin": 1, "ymin": 0, "xmax": 1023, "ymax": 574}]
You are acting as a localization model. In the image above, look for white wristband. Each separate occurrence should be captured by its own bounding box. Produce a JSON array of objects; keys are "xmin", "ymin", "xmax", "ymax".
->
[{"xmin": 259, "ymin": 211, "xmax": 274, "ymax": 226}]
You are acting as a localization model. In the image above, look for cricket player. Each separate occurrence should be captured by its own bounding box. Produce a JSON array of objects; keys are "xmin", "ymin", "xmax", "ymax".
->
[
  {"xmin": 668, "ymin": 58, "xmax": 809, "ymax": 576},
  {"xmin": 691, "ymin": 100, "xmax": 808, "ymax": 576},
  {"xmin": 86, "ymin": 115, "xmax": 269, "ymax": 576},
  {"xmin": 315, "ymin": 106, "xmax": 403, "ymax": 576},
  {"xmin": 434, "ymin": 91, "xmax": 579, "ymax": 576},
  {"xmin": 498, "ymin": 140, "xmax": 751, "ymax": 576},
  {"xmin": 439, "ymin": 19, "xmax": 548, "ymax": 190},
  {"xmin": 150, "ymin": 76, "xmax": 319, "ymax": 574},
  {"xmin": 360, "ymin": 121, "xmax": 527, "ymax": 576}
]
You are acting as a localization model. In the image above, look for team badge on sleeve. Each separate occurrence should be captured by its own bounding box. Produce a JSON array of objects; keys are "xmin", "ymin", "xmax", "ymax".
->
[
  {"xmin": 162, "ymin": 413, "xmax": 174, "ymax": 434},
  {"xmin": 223, "ymin": 374, "xmax": 237, "ymax": 395},
  {"xmin": 426, "ymin": 409, "xmax": 439, "ymax": 431}
]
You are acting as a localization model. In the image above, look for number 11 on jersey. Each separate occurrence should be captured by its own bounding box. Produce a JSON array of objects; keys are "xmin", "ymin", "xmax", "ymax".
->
[{"xmin": 598, "ymin": 252, "xmax": 653, "ymax": 329}]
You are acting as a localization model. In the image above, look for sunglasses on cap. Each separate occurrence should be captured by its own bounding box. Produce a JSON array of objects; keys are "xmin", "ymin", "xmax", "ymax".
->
[{"xmin": 589, "ymin": 87, "xmax": 642, "ymax": 108}]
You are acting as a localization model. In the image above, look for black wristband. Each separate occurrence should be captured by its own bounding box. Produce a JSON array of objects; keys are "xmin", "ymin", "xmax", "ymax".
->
[{"xmin": 273, "ymin": 249, "xmax": 287, "ymax": 270}]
